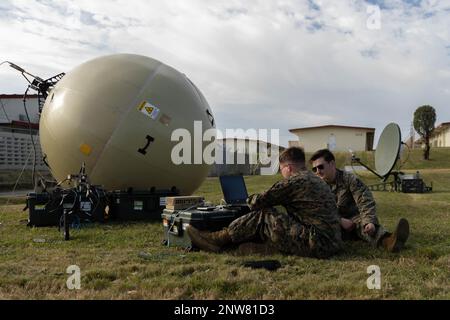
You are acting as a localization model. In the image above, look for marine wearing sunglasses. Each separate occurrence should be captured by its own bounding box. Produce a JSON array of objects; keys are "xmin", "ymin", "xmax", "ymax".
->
[{"xmin": 310, "ymin": 149, "xmax": 373, "ymax": 234}]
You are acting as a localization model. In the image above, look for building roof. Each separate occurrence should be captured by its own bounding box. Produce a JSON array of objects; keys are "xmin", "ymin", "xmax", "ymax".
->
[
  {"xmin": 289, "ymin": 124, "xmax": 375, "ymax": 133},
  {"xmin": 217, "ymin": 137, "xmax": 286, "ymax": 149},
  {"xmin": 0, "ymin": 120, "xmax": 39, "ymax": 130},
  {"xmin": 430, "ymin": 122, "xmax": 450, "ymax": 136},
  {"xmin": 414, "ymin": 122, "xmax": 450, "ymax": 143},
  {"xmin": 0, "ymin": 94, "xmax": 39, "ymax": 99}
]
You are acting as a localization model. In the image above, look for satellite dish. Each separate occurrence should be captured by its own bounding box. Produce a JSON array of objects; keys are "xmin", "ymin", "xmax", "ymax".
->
[
  {"xmin": 351, "ymin": 122, "xmax": 432, "ymax": 193},
  {"xmin": 39, "ymin": 54, "xmax": 215, "ymax": 195},
  {"xmin": 351, "ymin": 122, "xmax": 402, "ymax": 181},
  {"xmin": 374, "ymin": 123, "xmax": 401, "ymax": 177}
]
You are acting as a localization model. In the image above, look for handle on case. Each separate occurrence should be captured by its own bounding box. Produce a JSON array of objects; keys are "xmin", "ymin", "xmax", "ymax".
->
[{"xmin": 168, "ymin": 219, "xmax": 181, "ymax": 236}]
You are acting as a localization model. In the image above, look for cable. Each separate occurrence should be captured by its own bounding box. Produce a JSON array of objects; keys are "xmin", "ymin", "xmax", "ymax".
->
[
  {"xmin": 1, "ymin": 60, "xmax": 40, "ymax": 191},
  {"xmin": 0, "ymin": 98, "xmax": 11, "ymax": 122},
  {"xmin": 22, "ymin": 87, "xmax": 38, "ymax": 190},
  {"xmin": 0, "ymin": 98, "xmax": 17, "ymax": 140},
  {"xmin": 36, "ymin": 170, "xmax": 57, "ymax": 185}
]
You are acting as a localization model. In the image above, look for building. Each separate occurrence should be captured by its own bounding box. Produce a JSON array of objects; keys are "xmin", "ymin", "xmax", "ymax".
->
[
  {"xmin": 209, "ymin": 138, "xmax": 285, "ymax": 176},
  {"xmin": 289, "ymin": 125, "xmax": 375, "ymax": 153},
  {"xmin": 430, "ymin": 122, "xmax": 450, "ymax": 147},
  {"xmin": 0, "ymin": 95, "xmax": 47, "ymax": 171},
  {"xmin": 416, "ymin": 122, "xmax": 450, "ymax": 148},
  {"xmin": 0, "ymin": 121, "xmax": 48, "ymax": 171}
]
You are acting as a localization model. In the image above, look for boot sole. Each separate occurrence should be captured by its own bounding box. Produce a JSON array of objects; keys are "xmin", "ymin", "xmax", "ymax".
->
[{"xmin": 392, "ymin": 218, "xmax": 410, "ymax": 253}]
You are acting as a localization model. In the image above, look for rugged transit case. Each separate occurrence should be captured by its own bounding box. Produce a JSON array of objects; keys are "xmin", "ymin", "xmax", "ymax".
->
[
  {"xmin": 108, "ymin": 189, "xmax": 178, "ymax": 221},
  {"xmin": 26, "ymin": 188, "xmax": 108, "ymax": 227},
  {"xmin": 26, "ymin": 192, "xmax": 62, "ymax": 227},
  {"xmin": 161, "ymin": 205, "xmax": 250, "ymax": 250}
]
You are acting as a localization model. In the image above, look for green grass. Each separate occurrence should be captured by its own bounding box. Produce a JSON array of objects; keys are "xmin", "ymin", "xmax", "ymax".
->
[
  {"xmin": 0, "ymin": 168, "xmax": 449, "ymax": 299},
  {"xmin": 325, "ymin": 147, "xmax": 450, "ymax": 171}
]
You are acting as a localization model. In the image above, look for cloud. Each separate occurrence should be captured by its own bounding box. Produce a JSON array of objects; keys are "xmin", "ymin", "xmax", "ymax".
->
[{"xmin": 0, "ymin": 0, "xmax": 449, "ymax": 146}]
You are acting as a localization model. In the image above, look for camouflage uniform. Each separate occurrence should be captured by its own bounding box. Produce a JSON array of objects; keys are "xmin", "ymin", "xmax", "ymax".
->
[
  {"xmin": 330, "ymin": 169, "xmax": 388, "ymax": 247},
  {"xmin": 227, "ymin": 170, "xmax": 342, "ymax": 259}
]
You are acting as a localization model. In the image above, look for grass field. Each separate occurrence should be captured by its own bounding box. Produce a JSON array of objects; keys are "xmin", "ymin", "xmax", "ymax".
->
[{"xmin": 0, "ymin": 150, "xmax": 449, "ymax": 299}]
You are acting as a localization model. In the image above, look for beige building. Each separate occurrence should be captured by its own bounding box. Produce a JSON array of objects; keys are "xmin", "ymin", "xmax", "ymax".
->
[
  {"xmin": 209, "ymin": 138, "xmax": 285, "ymax": 176},
  {"xmin": 289, "ymin": 125, "xmax": 375, "ymax": 153},
  {"xmin": 418, "ymin": 122, "xmax": 450, "ymax": 148}
]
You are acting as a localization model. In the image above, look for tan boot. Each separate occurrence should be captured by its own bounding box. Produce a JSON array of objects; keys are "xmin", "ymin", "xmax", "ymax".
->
[
  {"xmin": 186, "ymin": 226, "xmax": 232, "ymax": 253},
  {"xmin": 382, "ymin": 218, "xmax": 410, "ymax": 252}
]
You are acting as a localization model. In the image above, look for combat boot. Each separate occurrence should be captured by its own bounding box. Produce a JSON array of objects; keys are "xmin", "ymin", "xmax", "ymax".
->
[
  {"xmin": 381, "ymin": 218, "xmax": 410, "ymax": 252},
  {"xmin": 187, "ymin": 226, "xmax": 232, "ymax": 253}
]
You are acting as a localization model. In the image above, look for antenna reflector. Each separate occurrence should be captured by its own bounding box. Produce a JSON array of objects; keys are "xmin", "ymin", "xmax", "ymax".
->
[{"xmin": 375, "ymin": 123, "xmax": 401, "ymax": 177}]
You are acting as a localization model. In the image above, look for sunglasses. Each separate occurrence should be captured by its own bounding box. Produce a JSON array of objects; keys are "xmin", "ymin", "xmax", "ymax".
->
[{"xmin": 312, "ymin": 164, "xmax": 325, "ymax": 173}]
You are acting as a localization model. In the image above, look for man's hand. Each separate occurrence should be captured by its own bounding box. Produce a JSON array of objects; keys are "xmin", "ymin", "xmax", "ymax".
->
[
  {"xmin": 340, "ymin": 218, "xmax": 355, "ymax": 231},
  {"xmin": 363, "ymin": 223, "xmax": 376, "ymax": 236}
]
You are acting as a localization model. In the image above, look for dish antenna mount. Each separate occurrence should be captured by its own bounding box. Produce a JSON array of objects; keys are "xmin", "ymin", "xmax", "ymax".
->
[
  {"xmin": 4, "ymin": 61, "xmax": 65, "ymax": 114},
  {"xmin": 351, "ymin": 123, "xmax": 431, "ymax": 193}
]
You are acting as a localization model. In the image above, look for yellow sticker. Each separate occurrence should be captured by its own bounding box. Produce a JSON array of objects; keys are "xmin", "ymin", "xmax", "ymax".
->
[
  {"xmin": 138, "ymin": 101, "xmax": 146, "ymax": 111},
  {"xmin": 138, "ymin": 101, "xmax": 160, "ymax": 120},
  {"xmin": 80, "ymin": 144, "xmax": 92, "ymax": 156}
]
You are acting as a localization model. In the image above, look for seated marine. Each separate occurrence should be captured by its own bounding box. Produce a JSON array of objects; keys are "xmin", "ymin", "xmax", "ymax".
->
[
  {"xmin": 187, "ymin": 147, "xmax": 343, "ymax": 259},
  {"xmin": 310, "ymin": 149, "xmax": 409, "ymax": 252}
]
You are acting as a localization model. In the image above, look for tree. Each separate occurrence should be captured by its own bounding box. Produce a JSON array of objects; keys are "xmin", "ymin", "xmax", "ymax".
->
[{"xmin": 413, "ymin": 105, "xmax": 436, "ymax": 160}]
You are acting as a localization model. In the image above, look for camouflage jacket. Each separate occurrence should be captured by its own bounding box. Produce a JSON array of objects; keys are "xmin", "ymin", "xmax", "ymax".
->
[
  {"xmin": 330, "ymin": 169, "xmax": 379, "ymax": 226},
  {"xmin": 247, "ymin": 170, "xmax": 342, "ymax": 247}
]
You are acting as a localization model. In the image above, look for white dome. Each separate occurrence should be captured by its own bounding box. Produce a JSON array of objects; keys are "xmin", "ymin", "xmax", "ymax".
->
[{"xmin": 39, "ymin": 54, "xmax": 215, "ymax": 195}]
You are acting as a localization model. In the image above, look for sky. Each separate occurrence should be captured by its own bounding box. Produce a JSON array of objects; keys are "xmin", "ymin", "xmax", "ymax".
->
[{"xmin": 0, "ymin": 0, "xmax": 449, "ymax": 147}]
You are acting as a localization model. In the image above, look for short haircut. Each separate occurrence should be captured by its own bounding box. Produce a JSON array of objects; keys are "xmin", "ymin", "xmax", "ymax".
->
[
  {"xmin": 279, "ymin": 147, "xmax": 306, "ymax": 164},
  {"xmin": 310, "ymin": 149, "xmax": 335, "ymax": 163}
]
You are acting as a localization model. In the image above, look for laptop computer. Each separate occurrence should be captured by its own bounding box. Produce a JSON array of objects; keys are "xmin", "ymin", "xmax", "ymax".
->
[{"xmin": 219, "ymin": 175, "xmax": 249, "ymax": 206}]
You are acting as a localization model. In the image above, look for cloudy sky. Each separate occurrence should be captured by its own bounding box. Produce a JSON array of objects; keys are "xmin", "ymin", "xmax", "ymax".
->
[{"xmin": 0, "ymin": 0, "xmax": 449, "ymax": 146}]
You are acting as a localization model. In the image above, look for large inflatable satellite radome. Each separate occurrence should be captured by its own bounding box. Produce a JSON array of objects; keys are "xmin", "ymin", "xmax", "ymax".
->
[{"xmin": 39, "ymin": 54, "xmax": 215, "ymax": 195}]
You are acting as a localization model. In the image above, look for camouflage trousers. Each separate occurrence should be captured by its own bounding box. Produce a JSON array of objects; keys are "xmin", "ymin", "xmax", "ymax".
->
[
  {"xmin": 228, "ymin": 208, "xmax": 341, "ymax": 259},
  {"xmin": 343, "ymin": 216, "xmax": 388, "ymax": 247}
]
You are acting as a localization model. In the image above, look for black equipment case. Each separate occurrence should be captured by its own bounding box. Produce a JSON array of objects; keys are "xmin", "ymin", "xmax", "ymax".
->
[
  {"xmin": 399, "ymin": 174, "xmax": 432, "ymax": 193},
  {"xmin": 26, "ymin": 192, "xmax": 62, "ymax": 227},
  {"xmin": 26, "ymin": 188, "xmax": 108, "ymax": 227},
  {"xmin": 161, "ymin": 206, "xmax": 249, "ymax": 250},
  {"xmin": 109, "ymin": 189, "xmax": 178, "ymax": 221}
]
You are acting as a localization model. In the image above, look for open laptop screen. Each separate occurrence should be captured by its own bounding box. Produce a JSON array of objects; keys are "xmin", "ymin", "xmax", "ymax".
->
[{"xmin": 219, "ymin": 175, "xmax": 249, "ymax": 205}]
